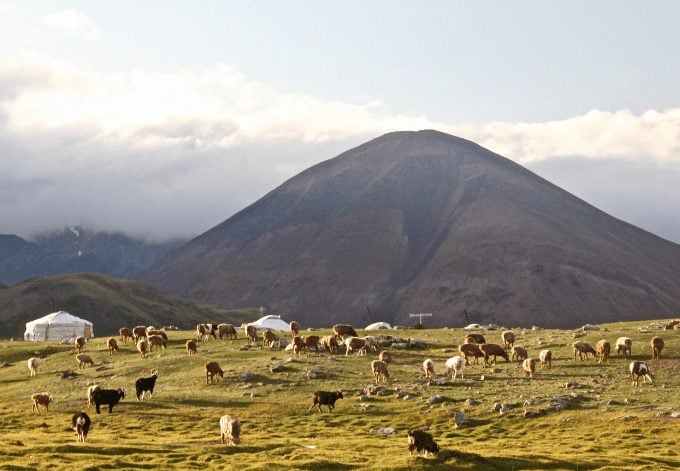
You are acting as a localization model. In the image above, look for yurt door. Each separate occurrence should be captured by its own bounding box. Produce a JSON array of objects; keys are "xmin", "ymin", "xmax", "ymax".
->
[{"xmin": 84, "ymin": 324, "xmax": 92, "ymax": 339}]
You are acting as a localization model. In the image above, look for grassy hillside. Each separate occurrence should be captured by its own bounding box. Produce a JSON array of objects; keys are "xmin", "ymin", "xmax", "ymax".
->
[
  {"xmin": 0, "ymin": 273, "xmax": 261, "ymax": 338},
  {"xmin": 0, "ymin": 319, "xmax": 678, "ymax": 470}
]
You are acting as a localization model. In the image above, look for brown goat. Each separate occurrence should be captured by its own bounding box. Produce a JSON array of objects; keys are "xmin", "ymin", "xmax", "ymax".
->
[
  {"xmin": 31, "ymin": 392, "xmax": 53, "ymax": 412},
  {"xmin": 539, "ymin": 349, "xmax": 552, "ymax": 368},
  {"xmin": 186, "ymin": 339, "xmax": 197, "ymax": 355},
  {"xmin": 464, "ymin": 333, "xmax": 486, "ymax": 344},
  {"xmin": 501, "ymin": 330, "xmax": 516, "ymax": 350},
  {"xmin": 480, "ymin": 343, "xmax": 510, "ymax": 364},
  {"xmin": 107, "ymin": 337, "xmax": 119, "ymax": 355},
  {"xmin": 205, "ymin": 361, "xmax": 224, "ymax": 384},
  {"xmin": 522, "ymin": 358, "xmax": 537, "ymax": 378},
  {"xmin": 245, "ymin": 325, "xmax": 257, "ymax": 345},
  {"xmin": 333, "ymin": 324, "xmax": 358, "ymax": 340},
  {"xmin": 119, "ymin": 327, "xmax": 134, "ymax": 343},
  {"xmin": 289, "ymin": 321, "xmax": 300, "ymax": 337},
  {"xmin": 572, "ymin": 342, "xmax": 597, "ymax": 361},
  {"xmin": 651, "ymin": 336, "xmax": 664, "ymax": 359},
  {"xmin": 511, "ymin": 345, "xmax": 528, "ymax": 362},
  {"xmin": 75, "ymin": 336, "xmax": 86, "ymax": 353},
  {"xmin": 371, "ymin": 360, "xmax": 389, "ymax": 384},
  {"xmin": 596, "ymin": 339, "xmax": 611, "ymax": 363},
  {"xmin": 459, "ymin": 343, "xmax": 484, "ymax": 365}
]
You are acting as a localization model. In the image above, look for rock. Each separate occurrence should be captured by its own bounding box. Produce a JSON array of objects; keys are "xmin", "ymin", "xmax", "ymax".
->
[
  {"xmin": 359, "ymin": 394, "xmax": 370, "ymax": 402},
  {"xmin": 454, "ymin": 411, "xmax": 468, "ymax": 428},
  {"xmin": 492, "ymin": 402, "xmax": 502, "ymax": 412},
  {"xmin": 0, "ymin": 361, "xmax": 9, "ymax": 368},
  {"xmin": 363, "ymin": 385, "xmax": 385, "ymax": 396},
  {"xmin": 465, "ymin": 398, "xmax": 480, "ymax": 406},
  {"xmin": 606, "ymin": 400, "xmax": 622, "ymax": 406},
  {"xmin": 392, "ymin": 342, "xmax": 408, "ymax": 349},
  {"xmin": 670, "ymin": 412, "xmax": 680, "ymax": 419},
  {"xmin": 307, "ymin": 367, "xmax": 323, "ymax": 379},
  {"xmin": 239, "ymin": 344, "xmax": 252, "ymax": 351},
  {"xmin": 60, "ymin": 370, "xmax": 77, "ymax": 379},
  {"xmin": 499, "ymin": 403, "xmax": 509, "ymax": 415},
  {"xmin": 377, "ymin": 389, "xmax": 392, "ymax": 397},
  {"xmin": 369, "ymin": 427, "xmax": 396, "ymax": 436},
  {"xmin": 621, "ymin": 415, "xmax": 637, "ymax": 422},
  {"xmin": 270, "ymin": 364, "xmax": 284, "ymax": 373},
  {"xmin": 238, "ymin": 371, "xmax": 256, "ymax": 382},
  {"xmin": 565, "ymin": 382, "xmax": 588, "ymax": 389},
  {"xmin": 429, "ymin": 395, "xmax": 446, "ymax": 404}
]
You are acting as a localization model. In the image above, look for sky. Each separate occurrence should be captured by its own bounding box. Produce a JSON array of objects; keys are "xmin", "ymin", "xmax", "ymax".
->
[{"xmin": 1, "ymin": 1, "xmax": 680, "ymax": 243}]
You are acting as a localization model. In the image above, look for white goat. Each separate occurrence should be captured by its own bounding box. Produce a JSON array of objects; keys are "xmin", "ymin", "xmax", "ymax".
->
[{"xmin": 445, "ymin": 355, "xmax": 465, "ymax": 380}]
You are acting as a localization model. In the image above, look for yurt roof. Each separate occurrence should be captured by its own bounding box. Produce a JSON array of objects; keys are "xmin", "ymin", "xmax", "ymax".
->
[
  {"xmin": 365, "ymin": 321, "xmax": 392, "ymax": 330},
  {"xmin": 26, "ymin": 311, "xmax": 93, "ymax": 327},
  {"xmin": 246, "ymin": 315, "xmax": 291, "ymax": 332}
]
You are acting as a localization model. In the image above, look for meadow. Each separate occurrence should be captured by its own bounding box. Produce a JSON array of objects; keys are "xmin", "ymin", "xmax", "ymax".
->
[{"xmin": 0, "ymin": 319, "xmax": 678, "ymax": 470}]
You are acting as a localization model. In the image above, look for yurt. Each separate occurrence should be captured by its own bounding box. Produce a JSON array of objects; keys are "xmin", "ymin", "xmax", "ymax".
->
[
  {"xmin": 244, "ymin": 315, "xmax": 291, "ymax": 332},
  {"xmin": 24, "ymin": 311, "xmax": 94, "ymax": 342},
  {"xmin": 365, "ymin": 322, "xmax": 392, "ymax": 330}
]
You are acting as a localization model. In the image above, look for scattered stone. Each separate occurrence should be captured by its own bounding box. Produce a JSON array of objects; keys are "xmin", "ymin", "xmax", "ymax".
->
[
  {"xmin": 238, "ymin": 371, "xmax": 256, "ymax": 382},
  {"xmin": 564, "ymin": 382, "xmax": 588, "ymax": 389},
  {"xmin": 270, "ymin": 364, "xmax": 284, "ymax": 373},
  {"xmin": 307, "ymin": 367, "xmax": 323, "ymax": 379},
  {"xmin": 573, "ymin": 332, "xmax": 586, "ymax": 338},
  {"xmin": 454, "ymin": 411, "xmax": 468, "ymax": 428},
  {"xmin": 369, "ymin": 427, "xmax": 396, "ymax": 436},
  {"xmin": 60, "ymin": 370, "xmax": 77, "ymax": 379},
  {"xmin": 241, "ymin": 392, "xmax": 255, "ymax": 398},
  {"xmin": 621, "ymin": 415, "xmax": 637, "ymax": 422},
  {"xmin": 239, "ymin": 344, "xmax": 252, "ymax": 351},
  {"xmin": 492, "ymin": 402, "xmax": 502, "ymax": 412},
  {"xmin": 363, "ymin": 385, "xmax": 385, "ymax": 396},
  {"xmin": 464, "ymin": 398, "xmax": 480, "ymax": 406},
  {"xmin": 377, "ymin": 389, "xmax": 392, "ymax": 397},
  {"xmin": 670, "ymin": 412, "xmax": 680, "ymax": 419},
  {"xmin": 606, "ymin": 400, "xmax": 622, "ymax": 406},
  {"xmin": 0, "ymin": 361, "xmax": 9, "ymax": 368},
  {"xmin": 359, "ymin": 394, "xmax": 370, "ymax": 402},
  {"xmin": 428, "ymin": 395, "xmax": 447, "ymax": 404}
]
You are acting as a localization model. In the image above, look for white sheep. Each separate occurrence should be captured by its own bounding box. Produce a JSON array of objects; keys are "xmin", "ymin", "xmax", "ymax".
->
[
  {"xmin": 445, "ymin": 355, "xmax": 465, "ymax": 380},
  {"xmin": 27, "ymin": 357, "xmax": 40, "ymax": 377},
  {"xmin": 220, "ymin": 415, "xmax": 242, "ymax": 445},
  {"xmin": 422, "ymin": 359, "xmax": 435, "ymax": 379}
]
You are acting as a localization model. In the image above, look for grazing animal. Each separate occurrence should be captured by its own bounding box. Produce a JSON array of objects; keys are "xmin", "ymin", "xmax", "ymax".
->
[
  {"xmin": 75, "ymin": 353, "xmax": 94, "ymax": 369},
  {"xmin": 86, "ymin": 385, "xmax": 101, "ymax": 409},
  {"xmin": 75, "ymin": 336, "xmax": 86, "ymax": 353},
  {"xmin": 147, "ymin": 334, "xmax": 167, "ymax": 351},
  {"xmin": 596, "ymin": 339, "xmax": 611, "ymax": 363},
  {"xmin": 629, "ymin": 361, "xmax": 654, "ymax": 386},
  {"xmin": 72, "ymin": 412, "xmax": 91, "ymax": 442},
  {"xmin": 511, "ymin": 345, "xmax": 528, "ymax": 362},
  {"xmin": 378, "ymin": 350, "xmax": 392, "ymax": 364},
  {"xmin": 91, "ymin": 388, "xmax": 125, "ymax": 414},
  {"xmin": 219, "ymin": 415, "xmax": 242, "ymax": 444},
  {"xmin": 292, "ymin": 336, "xmax": 304, "ymax": 356},
  {"xmin": 132, "ymin": 325, "xmax": 147, "ymax": 342},
  {"xmin": 501, "ymin": 330, "xmax": 516, "ymax": 350},
  {"xmin": 245, "ymin": 325, "xmax": 257, "ymax": 345},
  {"xmin": 459, "ymin": 343, "xmax": 484, "ymax": 365},
  {"xmin": 185, "ymin": 339, "xmax": 197, "ymax": 355},
  {"xmin": 262, "ymin": 329, "xmax": 278, "ymax": 347},
  {"xmin": 146, "ymin": 330, "xmax": 168, "ymax": 342},
  {"xmin": 371, "ymin": 360, "xmax": 389, "ymax": 384},
  {"xmin": 522, "ymin": 358, "xmax": 537, "ymax": 378},
  {"xmin": 407, "ymin": 428, "xmax": 439, "ymax": 457},
  {"xmin": 321, "ymin": 335, "xmax": 339, "ymax": 353},
  {"xmin": 135, "ymin": 370, "xmax": 158, "ymax": 401},
  {"xmin": 445, "ymin": 355, "xmax": 465, "ymax": 380},
  {"xmin": 136, "ymin": 338, "xmax": 149, "ymax": 358},
  {"xmin": 422, "ymin": 359, "xmax": 435, "ymax": 379},
  {"xmin": 344, "ymin": 336, "xmax": 368, "ymax": 356},
  {"xmin": 572, "ymin": 342, "xmax": 597, "ymax": 361},
  {"xmin": 302, "ymin": 335, "xmax": 320, "ymax": 353},
  {"xmin": 107, "ymin": 337, "xmax": 119, "ymax": 355},
  {"xmin": 119, "ymin": 327, "xmax": 134, "ymax": 343},
  {"xmin": 539, "ymin": 349, "xmax": 552, "ymax": 368},
  {"xmin": 464, "ymin": 333, "xmax": 486, "ymax": 344},
  {"xmin": 308, "ymin": 390, "xmax": 344, "ymax": 413},
  {"xmin": 205, "ymin": 361, "xmax": 224, "ymax": 384},
  {"xmin": 217, "ymin": 323, "xmax": 237, "ymax": 340},
  {"xmin": 615, "ymin": 337, "xmax": 632, "ymax": 359},
  {"xmin": 480, "ymin": 343, "xmax": 510, "ymax": 364},
  {"xmin": 31, "ymin": 392, "xmax": 53, "ymax": 412},
  {"xmin": 27, "ymin": 357, "xmax": 40, "ymax": 377},
  {"xmin": 651, "ymin": 336, "xmax": 664, "ymax": 360},
  {"xmin": 289, "ymin": 321, "xmax": 300, "ymax": 337},
  {"xmin": 333, "ymin": 323, "xmax": 358, "ymax": 340}
]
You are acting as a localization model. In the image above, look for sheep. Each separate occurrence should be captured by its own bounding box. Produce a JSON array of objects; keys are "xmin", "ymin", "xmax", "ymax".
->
[
  {"xmin": 371, "ymin": 360, "xmax": 389, "ymax": 384},
  {"xmin": 147, "ymin": 334, "xmax": 167, "ymax": 352},
  {"xmin": 75, "ymin": 336, "xmax": 86, "ymax": 353},
  {"xmin": 308, "ymin": 390, "xmax": 344, "ymax": 413},
  {"xmin": 458, "ymin": 343, "xmax": 484, "ymax": 365},
  {"xmin": 464, "ymin": 333, "xmax": 486, "ymax": 344},
  {"xmin": 205, "ymin": 361, "xmax": 224, "ymax": 384},
  {"xmin": 219, "ymin": 415, "xmax": 242, "ymax": 444},
  {"xmin": 333, "ymin": 323, "xmax": 358, "ymax": 340},
  {"xmin": 422, "ymin": 359, "xmax": 435, "ymax": 379},
  {"xmin": 501, "ymin": 330, "xmax": 515, "ymax": 350},
  {"xmin": 302, "ymin": 335, "xmax": 320, "ymax": 353},
  {"xmin": 91, "ymin": 388, "xmax": 125, "ymax": 414},
  {"xmin": 363, "ymin": 335, "xmax": 380, "ymax": 353},
  {"xmin": 629, "ymin": 361, "xmax": 654, "ymax": 386},
  {"xmin": 27, "ymin": 357, "xmax": 40, "ymax": 377},
  {"xmin": 651, "ymin": 336, "xmax": 664, "ymax": 360},
  {"xmin": 344, "ymin": 336, "xmax": 368, "ymax": 356},
  {"xmin": 321, "ymin": 335, "xmax": 339, "ymax": 353},
  {"xmin": 480, "ymin": 343, "xmax": 510, "ymax": 364},
  {"xmin": 119, "ymin": 327, "xmax": 134, "ymax": 343},
  {"xmin": 135, "ymin": 369, "xmax": 158, "ymax": 401},
  {"xmin": 72, "ymin": 412, "xmax": 91, "ymax": 442},
  {"xmin": 445, "ymin": 355, "xmax": 465, "ymax": 380},
  {"xmin": 185, "ymin": 339, "xmax": 197, "ymax": 355},
  {"xmin": 132, "ymin": 325, "xmax": 147, "ymax": 342},
  {"xmin": 378, "ymin": 350, "xmax": 392, "ymax": 364},
  {"xmin": 522, "ymin": 358, "xmax": 537, "ymax": 378},
  {"xmin": 146, "ymin": 330, "xmax": 168, "ymax": 342},
  {"xmin": 75, "ymin": 353, "xmax": 94, "ymax": 369},
  {"xmin": 262, "ymin": 329, "xmax": 278, "ymax": 347},
  {"xmin": 539, "ymin": 349, "xmax": 552, "ymax": 369},
  {"xmin": 292, "ymin": 336, "xmax": 304, "ymax": 357},
  {"xmin": 245, "ymin": 325, "xmax": 257, "ymax": 345},
  {"xmin": 217, "ymin": 323, "xmax": 237, "ymax": 340},
  {"xmin": 511, "ymin": 345, "xmax": 528, "ymax": 362},
  {"xmin": 289, "ymin": 320, "xmax": 300, "ymax": 337},
  {"xmin": 107, "ymin": 337, "xmax": 119, "ymax": 355},
  {"xmin": 615, "ymin": 337, "xmax": 632, "ymax": 358},
  {"xmin": 596, "ymin": 339, "xmax": 611, "ymax": 363},
  {"xmin": 572, "ymin": 341, "xmax": 597, "ymax": 361},
  {"xmin": 407, "ymin": 428, "xmax": 439, "ymax": 457},
  {"xmin": 86, "ymin": 385, "xmax": 101, "ymax": 409},
  {"xmin": 136, "ymin": 338, "xmax": 149, "ymax": 358},
  {"xmin": 31, "ymin": 392, "xmax": 53, "ymax": 412},
  {"xmin": 145, "ymin": 325, "xmax": 157, "ymax": 336}
]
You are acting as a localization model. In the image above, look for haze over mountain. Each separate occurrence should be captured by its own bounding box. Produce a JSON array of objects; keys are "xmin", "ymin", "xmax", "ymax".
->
[{"xmin": 143, "ymin": 130, "xmax": 680, "ymax": 328}]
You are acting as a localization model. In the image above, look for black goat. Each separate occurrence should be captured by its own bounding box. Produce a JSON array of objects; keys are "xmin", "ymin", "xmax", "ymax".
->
[
  {"xmin": 308, "ymin": 390, "xmax": 343, "ymax": 413},
  {"xmin": 135, "ymin": 370, "xmax": 158, "ymax": 401},
  {"xmin": 72, "ymin": 412, "xmax": 91, "ymax": 442},
  {"xmin": 407, "ymin": 428, "xmax": 439, "ymax": 457},
  {"xmin": 92, "ymin": 388, "xmax": 125, "ymax": 413}
]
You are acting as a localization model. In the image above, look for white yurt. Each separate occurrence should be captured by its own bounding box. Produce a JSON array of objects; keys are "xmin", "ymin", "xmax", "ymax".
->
[
  {"xmin": 24, "ymin": 311, "xmax": 94, "ymax": 342},
  {"xmin": 244, "ymin": 315, "xmax": 292, "ymax": 332},
  {"xmin": 365, "ymin": 321, "xmax": 392, "ymax": 330}
]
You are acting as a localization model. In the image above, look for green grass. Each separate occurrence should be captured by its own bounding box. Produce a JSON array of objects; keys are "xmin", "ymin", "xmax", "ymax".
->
[{"xmin": 0, "ymin": 319, "xmax": 678, "ymax": 470}]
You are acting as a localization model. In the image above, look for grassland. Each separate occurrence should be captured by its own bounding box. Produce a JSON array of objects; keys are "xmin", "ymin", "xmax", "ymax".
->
[{"xmin": 0, "ymin": 319, "xmax": 678, "ymax": 470}]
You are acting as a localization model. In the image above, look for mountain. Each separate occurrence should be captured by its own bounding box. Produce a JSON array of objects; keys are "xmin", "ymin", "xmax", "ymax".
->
[
  {"xmin": 0, "ymin": 227, "xmax": 187, "ymax": 285},
  {"xmin": 142, "ymin": 130, "xmax": 680, "ymax": 328},
  {"xmin": 0, "ymin": 273, "xmax": 259, "ymax": 338}
]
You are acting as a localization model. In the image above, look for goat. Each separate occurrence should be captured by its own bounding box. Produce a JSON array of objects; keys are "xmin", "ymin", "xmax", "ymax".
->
[
  {"xmin": 615, "ymin": 337, "xmax": 632, "ymax": 359},
  {"xmin": 321, "ymin": 335, "xmax": 339, "ymax": 353},
  {"xmin": 72, "ymin": 412, "xmax": 91, "ymax": 442},
  {"xmin": 219, "ymin": 415, "xmax": 242, "ymax": 444},
  {"xmin": 245, "ymin": 325, "xmax": 257, "ymax": 345},
  {"xmin": 408, "ymin": 428, "xmax": 439, "ymax": 457},
  {"xmin": 480, "ymin": 343, "xmax": 509, "ymax": 364},
  {"xmin": 629, "ymin": 361, "xmax": 654, "ymax": 386},
  {"xmin": 136, "ymin": 338, "xmax": 149, "ymax": 358},
  {"xmin": 458, "ymin": 343, "xmax": 484, "ymax": 365},
  {"xmin": 147, "ymin": 334, "xmax": 167, "ymax": 352},
  {"xmin": 501, "ymin": 330, "xmax": 515, "ymax": 350},
  {"xmin": 132, "ymin": 325, "xmax": 147, "ymax": 342},
  {"xmin": 75, "ymin": 353, "xmax": 94, "ymax": 369},
  {"xmin": 309, "ymin": 390, "xmax": 344, "ymax": 413},
  {"xmin": 596, "ymin": 339, "xmax": 611, "ymax": 363},
  {"xmin": 378, "ymin": 350, "xmax": 392, "ymax": 364},
  {"xmin": 539, "ymin": 349, "xmax": 552, "ymax": 368},
  {"xmin": 91, "ymin": 388, "xmax": 125, "ymax": 413},
  {"xmin": 107, "ymin": 337, "xmax": 119, "ymax": 355},
  {"xmin": 135, "ymin": 370, "xmax": 158, "ymax": 401},
  {"xmin": 119, "ymin": 327, "xmax": 134, "ymax": 343},
  {"xmin": 146, "ymin": 330, "xmax": 168, "ymax": 342},
  {"xmin": 205, "ymin": 361, "xmax": 224, "ymax": 384},
  {"xmin": 31, "ymin": 392, "xmax": 53, "ymax": 412},
  {"xmin": 464, "ymin": 333, "xmax": 486, "ymax": 344},
  {"xmin": 422, "ymin": 359, "xmax": 435, "ymax": 379},
  {"xmin": 289, "ymin": 320, "xmax": 300, "ymax": 337},
  {"xmin": 75, "ymin": 336, "xmax": 86, "ymax": 353},
  {"xmin": 344, "ymin": 336, "xmax": 368, "ymax": 356},
  {"xmin": 522, "ymin": 358, "xmax": 537, "ymax": 378},
  {"xmin": 651, "ymin": 336, "xmax": 664, "ymax": 360},
  {"xmin": 301, "ymin": 335, "xmax": 320, "ymax": 353},
  {"xmin": 572, "ymin": 342, "xmax": 597, "ymax": 361},
  {"xmin": 27, "ymin": 357, "xmax": 40, "ymax": 377},
  {"xmin": 217, "ymin": 323, "xmax": 237, "ymax": 340},
  {"xmin": 371, "ymin": 360, "xmax": 389, "ymax": 384},
  {"xmin": 262, "ymin": 329, "xmax": 278, "ymax": 347},
  {"xmin": 333, "ymin": 323, "xmax": 358, "ymax": 340},
  {"xmin": 292, "ymin": 335, "xmax": 304, "ymax": 356},
  {"xmin": 186, "ymin": 339, "xmax": 197, "ymax": 355},
  {"xmin": 86, "ymin": 385, "xmax": 101, "ymax": 409},
  {"xmin": 445, "ymin": 355, "xmax": 465, "ymax": 380},
  {"xmin": 511, "ymin": 345, "xmax": 528, "ymax": 362}
]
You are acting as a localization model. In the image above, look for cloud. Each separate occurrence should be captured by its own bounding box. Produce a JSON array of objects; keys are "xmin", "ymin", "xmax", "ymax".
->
[{"xmin": 40, "ymin": 9, "xmax": 100, "ymax": 41}]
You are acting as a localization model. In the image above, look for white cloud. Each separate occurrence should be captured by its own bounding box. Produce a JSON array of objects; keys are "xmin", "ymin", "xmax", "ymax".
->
[{"xmin": 40, "ymin": 9, "xmax": 100, "ymax": 41}]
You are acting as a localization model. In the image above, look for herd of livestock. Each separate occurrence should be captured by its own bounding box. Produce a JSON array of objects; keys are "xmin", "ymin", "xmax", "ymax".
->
[{"xmin": 23, "ymin": 319, "xmax": 677, "ymax": 457}]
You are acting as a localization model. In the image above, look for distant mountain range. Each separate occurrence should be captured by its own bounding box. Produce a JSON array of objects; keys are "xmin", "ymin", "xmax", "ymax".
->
[
  {"xmin": 0, "ymin": 226, "xmax": 187, "ymax": 285},
  {"xmin": 142, "ymin": 130, "xmax": 680, "ymax": 328}
]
